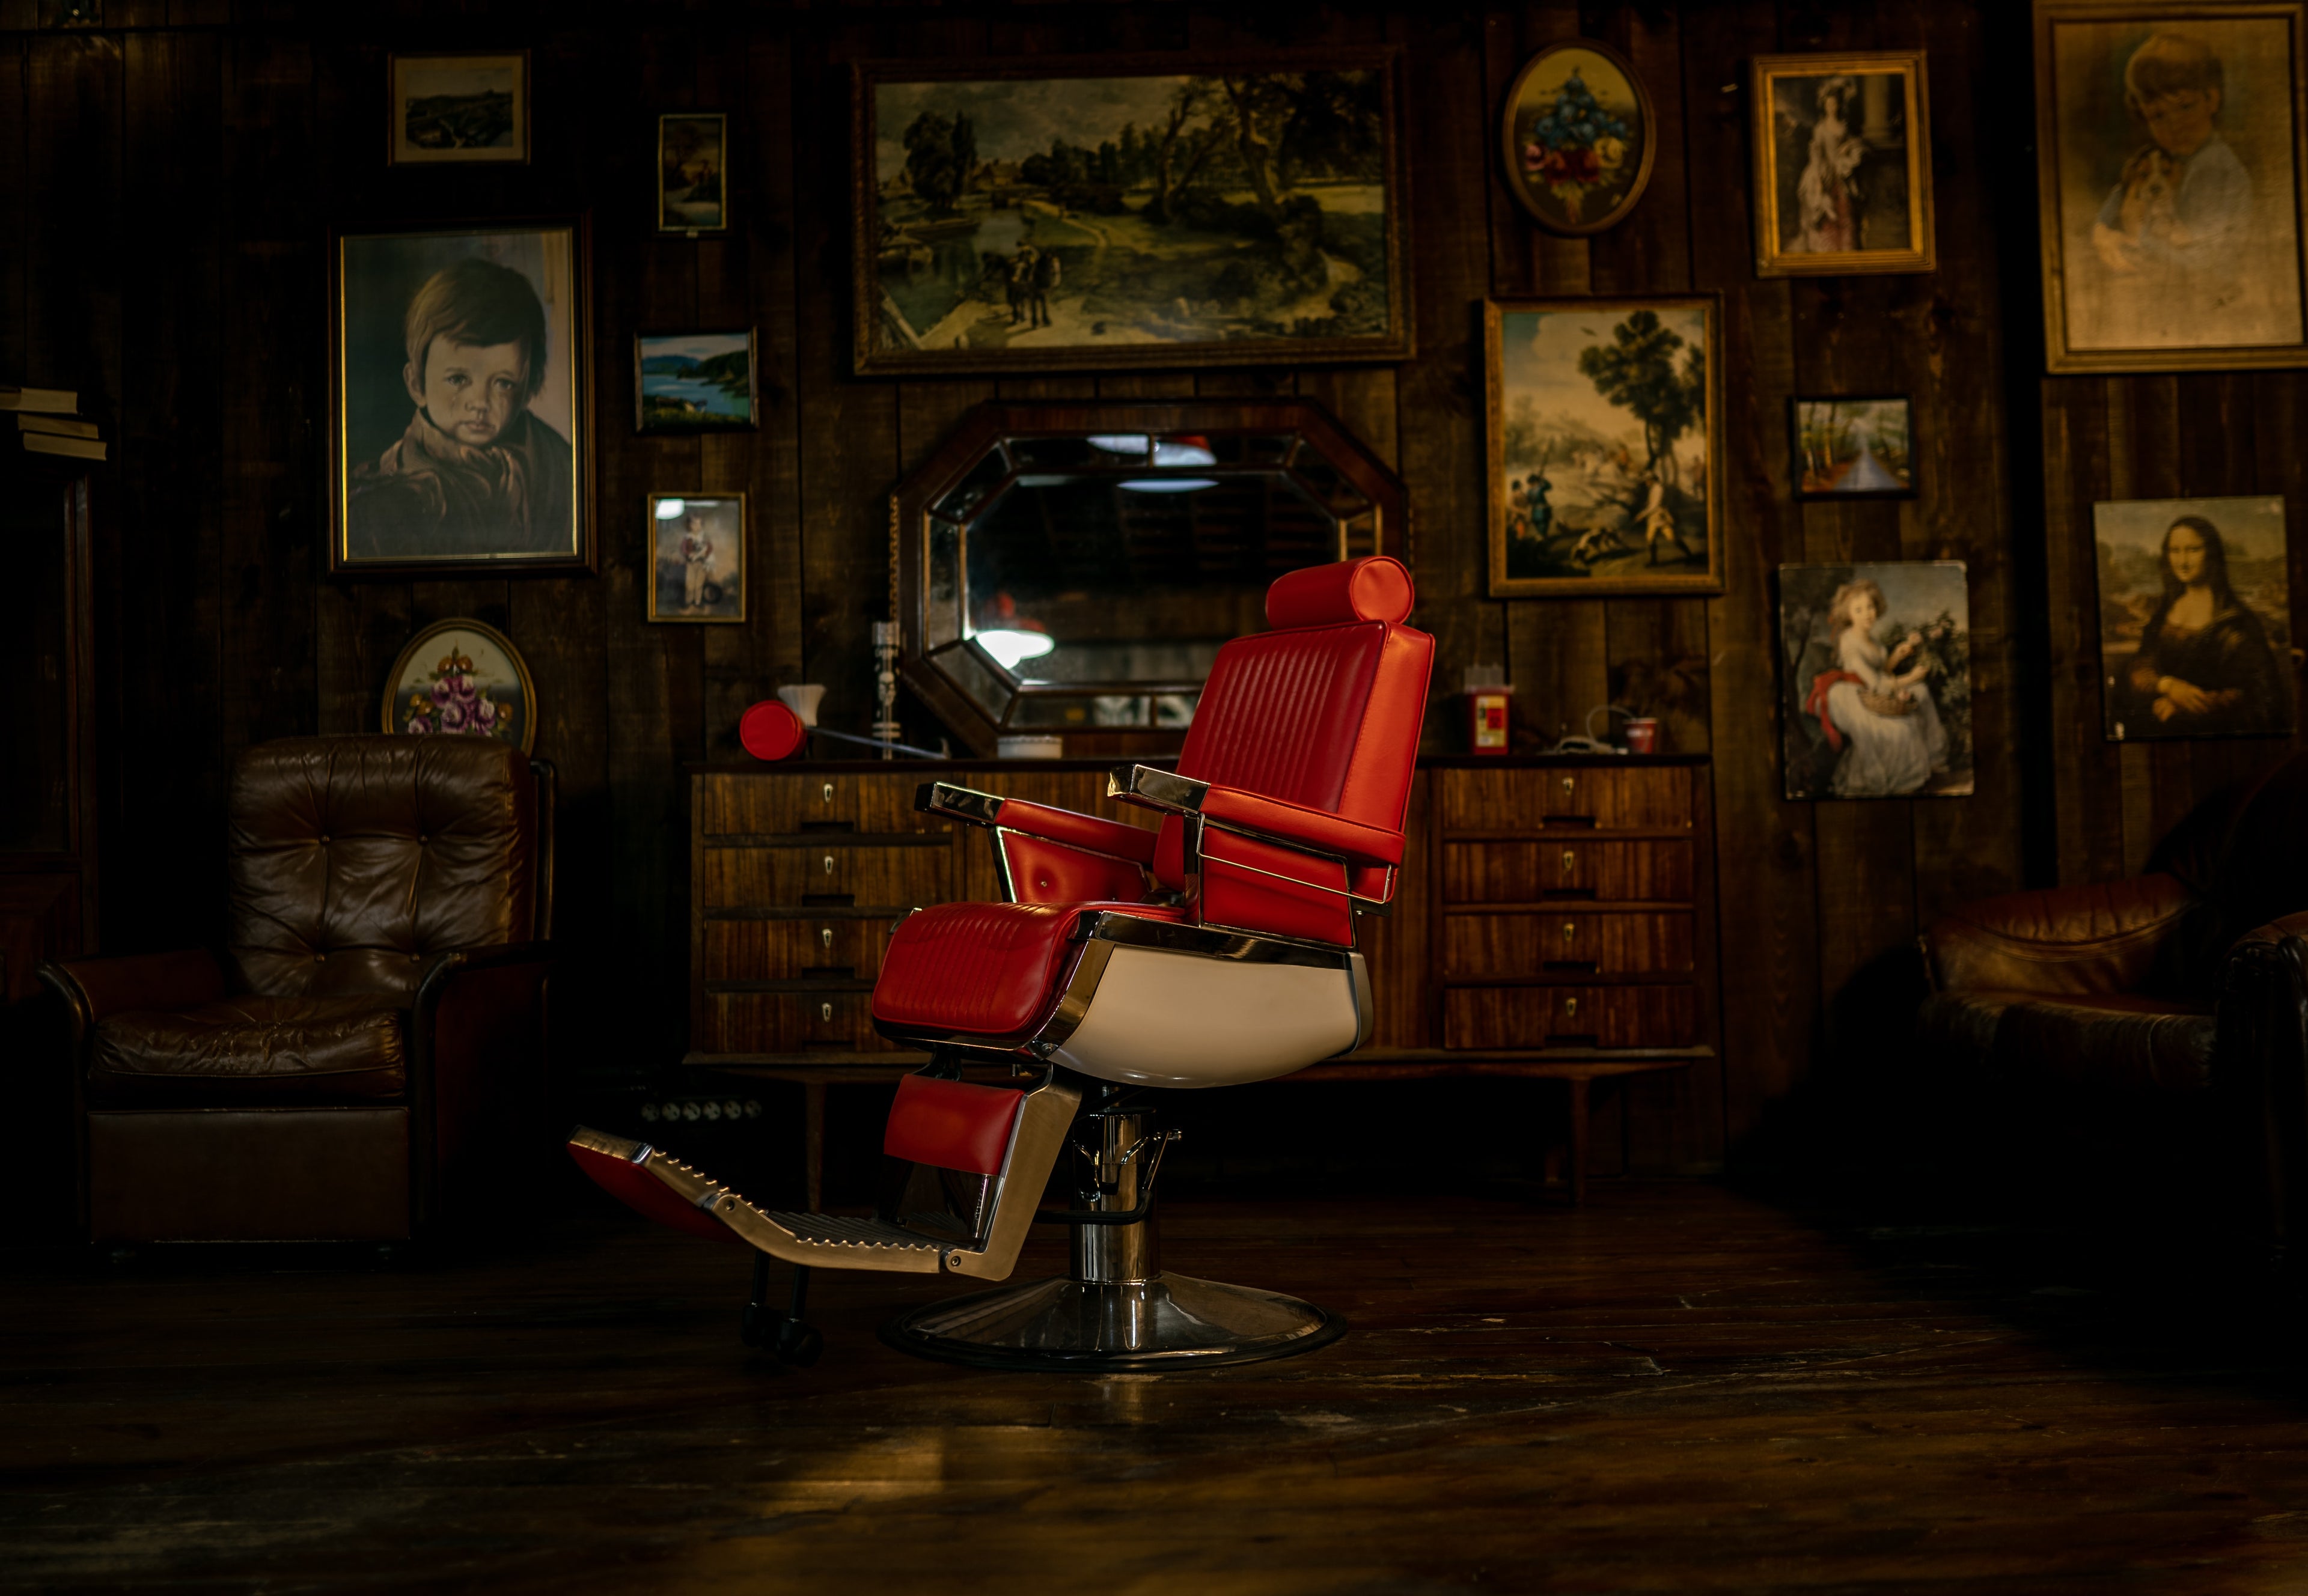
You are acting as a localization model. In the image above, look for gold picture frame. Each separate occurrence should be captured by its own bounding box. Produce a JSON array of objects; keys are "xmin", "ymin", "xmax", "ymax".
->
[
  {"xmin": 380, "ymin": 617, "xmax": 537, "ymax": 755},
  {"xmin": 850, "ymin": 49, "xmax": 1411, "ymax": 376},
  {"xmin": 1750, "ymin": 51, "xmax": 1935, "ymax": 278},
  {"xmin": 658, "ymin": 112, "xmax": 728, "ymax": 234},
  {"xmin": 387, "ymin": 51, "xmax": 530, "ymax": 166},
  {"xmin": 645, "ymin": 493, "xmax": 747, "ymax": 624},
  {"xmin": 1485, "ymin": 296, "xmax": 1724, "ymax": 599},
  {"xmin": 2034, "ymin": 0, "xmax": 2308, "ymax": 372},
  {"xmin": 1498, "ymin": 39, "xmax": 1658, "ymax": 237}
]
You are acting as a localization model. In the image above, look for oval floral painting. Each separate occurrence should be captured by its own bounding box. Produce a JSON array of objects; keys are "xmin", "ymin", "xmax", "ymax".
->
[
  {"xmin": 380, "ymin": 617, "xmax": 536, "ymax": 755},
  {"xmin": 1501, "ymin": 40, "xmax": 1655, "ymax": 237}
]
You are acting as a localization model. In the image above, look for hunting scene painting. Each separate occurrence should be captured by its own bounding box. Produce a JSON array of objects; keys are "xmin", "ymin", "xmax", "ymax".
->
[
  {"xmin": 854, "ymin": 54, "xmax": 1408, "ymax": 374},
  {"xmin": 1780, "ymin": 561, "xmax": 1973, "ymax": 800},
  {"xmin": 1486, "ymin": 297, "xmax": 1722, "ymax": 597},
  {"xmin": 2095, "ymin": 495, "xmax": 2294, "ymax": 740}
]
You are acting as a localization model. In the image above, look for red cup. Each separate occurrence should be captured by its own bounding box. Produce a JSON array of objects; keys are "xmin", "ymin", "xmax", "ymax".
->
[
  {"xmin": 739, "ymin": 699, "xmax": 809, "ymax": 762},
  {"xmin": 1623, "ymin": 717, "xmax": 1659, "ymax": 754}
]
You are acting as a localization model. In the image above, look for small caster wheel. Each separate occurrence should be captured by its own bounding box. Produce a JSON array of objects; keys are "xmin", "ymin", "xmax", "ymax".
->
[{"xmin": 772, "ymin": 1320, "xmax": 823, "ymax": 1368}]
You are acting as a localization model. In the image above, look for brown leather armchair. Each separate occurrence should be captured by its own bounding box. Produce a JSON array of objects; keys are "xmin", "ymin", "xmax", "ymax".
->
[
  {"xmin": 40, "ymin": 737, "xmax": 554, "ymax": 1244},
  {"xmin": 1917, "ymin": 753, "xmax": 2308, "ymax": 1261}
]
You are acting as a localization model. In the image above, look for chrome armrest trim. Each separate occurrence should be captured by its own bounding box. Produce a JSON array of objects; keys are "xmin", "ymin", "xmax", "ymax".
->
[
  {"xmin": 1107, "ymin": 763, "xmax": 1210, "ymax": 814},
  {"xmin": 918, "ymin": 781, "xmax": 1006, "ymax": 825},
  {"xmin": 1075, "ymin": 909, "xmax": 1356, "ymax": 969}
]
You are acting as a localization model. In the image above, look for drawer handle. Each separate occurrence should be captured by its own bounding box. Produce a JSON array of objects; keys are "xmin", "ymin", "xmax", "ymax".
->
[
  {"xmin": 822, "ymin": 782, "xmax": 835, "ymax": 805},
  {"xmin": 820, "ymin": 1001, "xmax": 833, "ymax": 1022},
  {"xmin": 822, "ymin": 854, "xmax": 836, "ymax": 875},
  {"xmin": 820, "ymin": 927, "xmax": 834, "ymax": 949}
]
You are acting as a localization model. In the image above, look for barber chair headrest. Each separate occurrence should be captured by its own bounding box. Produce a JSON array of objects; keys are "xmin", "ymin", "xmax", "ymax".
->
[{"xmin": 1265, "ymin": 555, "xmax": 1415, "ymax": 630}]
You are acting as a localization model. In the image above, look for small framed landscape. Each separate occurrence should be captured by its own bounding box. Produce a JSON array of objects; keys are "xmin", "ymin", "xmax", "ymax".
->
[
  {"xmin": 2095, "ymin": 494, "xmax": 2294, "ymax": 740},
  {"xmin": 635, "ymin": 330, "xmax": 757, "ymax": 433},
  {"xmin": 1792, "ymin": 396, "xmax": 1914, "ymax": 498},
  {"xmin": 1780, "ymin": 561, "xmax": 1972, "ymax": 800},
  {"xmin": 647, "ymin": 493, "xmax": 746, "ymax": 624},
  {"xmin": 389, "ymin": 52, "xmax": 528, "ymax": 165},
  {"xmin": 1499, "ymin": 40, "xmax": 1657, "ymax": 237},
  {"xmin": 659, "ymin": 113, "xmax": 728, "ymax": 233},
  {"xmin": 1751, "ymin": 51, "xmax": 1934, "ymax": 277},
  {"xmin": 1485, "ymin": 295, "xmax": 1724, "ymax": 598},
  {"xmin": 381, "ymin": 617, "xmax": 537, "ymax": 755},
  {"xmin": 852, "ymin": 49, "xmax": 1410, "ymax": 375}
]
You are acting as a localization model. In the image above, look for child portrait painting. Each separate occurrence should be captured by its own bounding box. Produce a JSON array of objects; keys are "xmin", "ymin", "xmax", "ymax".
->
[
  {"xmin": 331, "ymin": 224, "xmax": 590, "ymax": 574},
  {"xmin": 2095, "ymin": 495, "xmax": 2294, "ymax": 740},
  {"xmin": 647, "ymin": 494, "xmax": 746, "ymax": 623},
  {"xmin": 2038, "ymin": 7, "xmax": 2308, "ymax": 370},
  {"xmin": 1780, "ymin": 561, "xmax": 1973, "ymax": 800}
]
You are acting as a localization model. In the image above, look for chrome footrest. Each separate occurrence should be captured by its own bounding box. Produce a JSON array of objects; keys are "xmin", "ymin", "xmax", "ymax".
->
[{"xmin": 759, "ymin": 1208, "xmax": 945, "ymax": 1254}]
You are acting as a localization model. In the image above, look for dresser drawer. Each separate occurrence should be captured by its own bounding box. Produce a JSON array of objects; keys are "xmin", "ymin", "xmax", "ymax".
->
[
  {"xmin": 699, "ymin": 772, "xmax": 936, "ymax": 836},
  {"xmin": 1442, "ymin": 839, "xmax": 1693, "ymax": 904},
  {"xmin": 706, "ymin": 990, "xmax": 890, "ymax": 1052},
  {"xmin": 1441, "ymin": 766, "xmax": 1692, "ymax": 831},
  {"xmin": 1444, "ymin": 985, "xmax": 1697, "ymax": 1049},
  {"xmin": 702, "ymin": 917, "xmax": 896, "ymax": 982},
  {"xmin": 700, "ymin": 841, "xmax": 953, "ymax": 909},
  {"xmin": 1442, "ymin": 911, "xmax": 1694, "ymax": 979}
]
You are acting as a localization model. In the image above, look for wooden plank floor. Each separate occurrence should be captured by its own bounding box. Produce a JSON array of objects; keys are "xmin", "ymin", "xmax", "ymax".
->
[{"xmin": 8, "ymin": 1182, "xmax": 2308, "ymax": 1592}]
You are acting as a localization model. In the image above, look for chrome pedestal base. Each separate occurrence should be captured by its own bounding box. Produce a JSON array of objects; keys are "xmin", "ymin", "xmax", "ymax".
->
[{"xmin": 881, "ymin": 1270, "xmax": 1345, "ymax": 1372}]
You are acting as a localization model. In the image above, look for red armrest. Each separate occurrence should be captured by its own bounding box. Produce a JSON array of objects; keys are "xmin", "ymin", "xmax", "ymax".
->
[
  {"xmin": 1197, "ymin": 787, "xmax": 1403, "ymax": 870},
  {"xmin": 1920, "ymin": 874, "xmax": 2197, "ymax": 996},
  {"xmin": 917, "ymin": 782, "xmax": 1158, "ymax": 864}
]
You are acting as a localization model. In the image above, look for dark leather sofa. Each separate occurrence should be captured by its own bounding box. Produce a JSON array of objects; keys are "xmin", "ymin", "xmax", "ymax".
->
[
  {"xmin": 1917, "ymin": 753, "xmax": 2308, "ymax": 1262},
  {"xmin": 40, "ymin": 737, "xmax": 553, "ymax": 1244}
]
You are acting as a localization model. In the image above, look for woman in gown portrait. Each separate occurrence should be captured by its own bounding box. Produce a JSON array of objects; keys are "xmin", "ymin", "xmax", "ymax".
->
[
  {"xmin": 1803, "ymin": 579, "xmax": 1949, "ymax": 796},
  {"xmin": 1794, "ymin": 75, "xmax": 1865, "ymax": 253},
  {"xmin": 2114, "ymin": 514, "xmax": 2288, "ymax": 736}
]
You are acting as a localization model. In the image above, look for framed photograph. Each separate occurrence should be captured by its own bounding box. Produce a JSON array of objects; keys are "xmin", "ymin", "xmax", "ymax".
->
[
  {"xmin": 2035, "ymin": 2, "xmax": 2308, "ymax": 371},
  {"xmin": 388, "ymin": 52, "xmax": 528, "ymax": 165},
  {"xmin": 635, "ymin": 330, "xmax": 757, "ymax": 433},
  {"xmin": 2095, "ymin": 495, "xmax": 2295, "ymax": 739},
  {"xmin": 1791, "ymin": 396, "xmax": 1915, "ymax": 498},
  {"xmin": 851, "ymin": 49, "xmax": 1411, "ymax": 376},
  {"xmin": 1751, "ymin": 52, "xmax": 1934, "ymax": 277},
  {"xmin": 1483, "ymin": 296, "xmax": 1724, "ymax": 598},
  {"xmin": 659, "ymin": 112, "xmax": 728, "ymax": 233},
  {"xmin": 1780, "ymin": 562, "xmax": 1972, "ymax": 800},
  {"xmin": 1499, "ymin": 40, "xmax": 1657, "ymax": 237},
  {"xmin": 380, "ymin": 617, "xmax": 537, "ymax": 755},
  {"xmin": 647, "ymin": 493, "xmax": 746, "ymax": 623},
  {"xmin": 329, "ymin": 219, "xmax": 591, "ymax": 577}
]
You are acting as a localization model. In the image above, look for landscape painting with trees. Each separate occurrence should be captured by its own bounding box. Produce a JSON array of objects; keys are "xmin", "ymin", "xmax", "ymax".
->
[
  {"xmin": 1485, "ymin": 297, "xmax": 1723, "ymax": 597},
  {"xmin": 1792, "ymin": 396, "xmax": 1913, "ymax": 497},
  {"xmin": 853, "ymin": 53, "xmax": 1408, "ymax": 373}
]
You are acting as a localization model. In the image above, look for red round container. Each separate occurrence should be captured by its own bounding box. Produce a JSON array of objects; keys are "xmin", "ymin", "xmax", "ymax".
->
[{"xmin": 738, "ymin": 699, "xmax": 809, "ymax": 763}]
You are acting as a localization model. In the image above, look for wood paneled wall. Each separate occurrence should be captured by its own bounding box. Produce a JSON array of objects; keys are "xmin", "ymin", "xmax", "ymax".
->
[{"xmin": 7, "ymin": 0, "xmax": 2209, "ymax": 1169}]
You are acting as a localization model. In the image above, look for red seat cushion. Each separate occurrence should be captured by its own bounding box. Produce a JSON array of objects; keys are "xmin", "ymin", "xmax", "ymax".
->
[
  {"xmin": 872, "ymin": 901, "xmax": 1183, "ymax": 1041},
  {"xmin": 884, "ymin": 1076, "xmax": 1025, "ymax": 1174}
]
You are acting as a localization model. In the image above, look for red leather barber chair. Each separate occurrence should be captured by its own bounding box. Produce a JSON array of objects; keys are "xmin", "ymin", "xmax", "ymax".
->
[{"xmin": 570, "ymin": 556, "xmax": 1432, "ymax": 1369}]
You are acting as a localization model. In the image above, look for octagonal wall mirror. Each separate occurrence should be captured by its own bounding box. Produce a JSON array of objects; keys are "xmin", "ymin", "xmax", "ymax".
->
[{"xmin": 894, "ymin": 401, "xmax": 1409, "ymax": 758}]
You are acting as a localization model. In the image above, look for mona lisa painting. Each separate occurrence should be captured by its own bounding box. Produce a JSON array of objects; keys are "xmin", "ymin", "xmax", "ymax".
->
[{"xmin": 2095, "ymin": 495, "xmax": 2295, "ymax": 740}]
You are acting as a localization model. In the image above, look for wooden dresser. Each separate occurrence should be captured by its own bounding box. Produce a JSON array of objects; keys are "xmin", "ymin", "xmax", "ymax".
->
[{"xmin": 687, "ymin": 755, "xmax": 1720, "ymax": 1203}]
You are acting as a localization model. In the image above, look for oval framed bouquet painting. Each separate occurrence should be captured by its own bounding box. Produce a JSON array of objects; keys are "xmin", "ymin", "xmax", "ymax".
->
[
  {"xmin": 380, "ymin": 618, "xmax": 537, "ymax": 755},
  {"xmin": 1500, "ymin": 40, "xmax": 1656, "ymax": 236}
]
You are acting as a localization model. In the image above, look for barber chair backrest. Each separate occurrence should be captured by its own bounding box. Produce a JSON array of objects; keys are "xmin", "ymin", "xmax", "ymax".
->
[
  {"xmin": 1153, "ymin": 556, "xmax": 1433, "ymax": 904},
  {"xmin": 227, "ymin": 737, "xmax": 540, "ymax": 1002}
]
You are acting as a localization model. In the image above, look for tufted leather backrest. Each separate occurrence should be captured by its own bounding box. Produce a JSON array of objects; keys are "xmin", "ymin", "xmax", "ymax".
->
[
  {"xmin": 227, "ymin": 737, "xmax": 539, "ymax": 1001},
  {"xmin": 1156, "ymin": 556, "xmax": 1433, "ymax": 897}
]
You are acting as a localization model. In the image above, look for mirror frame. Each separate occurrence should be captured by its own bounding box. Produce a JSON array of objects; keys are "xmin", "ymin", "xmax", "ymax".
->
[{"xmin": 892, "ymin": 400, "xmax": 1409, "ymax": 758}]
